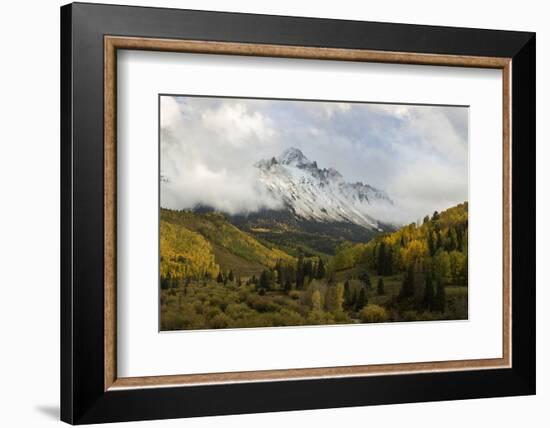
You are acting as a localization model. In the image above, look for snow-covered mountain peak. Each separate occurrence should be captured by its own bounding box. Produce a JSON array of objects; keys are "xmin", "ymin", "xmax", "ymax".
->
[
  {"xmin": 325, "ymin": 167, "xmax": 343, "ymax": 181},
  {"xmin": 254, "ymin": 148, "xmax": 393, "ymax": 231},
  {"xmin": 278, "ymin": 147, "xmax": 311, "ymax": 166}
]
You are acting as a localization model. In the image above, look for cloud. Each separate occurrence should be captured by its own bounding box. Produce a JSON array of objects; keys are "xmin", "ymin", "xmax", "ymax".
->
[
  {"xmin": 160, "ymin": 95, "xmax": 468, "ymax": 224},
  {"xmin": 162, "ymin": 161, "xmax": 282, "ymax": 215},
  {"xmin": 160, "ymin": 96, "xmax": 282, "ymax": 214},
  {"xmin": 199, "ymin": 101, "xmax": 276, "ymax": 147},
  {"xmin": 384, "ymin": 157, "xmax": 468, "ymax": 223}
]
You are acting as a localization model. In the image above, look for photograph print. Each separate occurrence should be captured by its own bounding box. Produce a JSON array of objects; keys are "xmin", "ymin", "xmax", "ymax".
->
[{"xmin": 160, "ymin": 95, "xmax": 469, "ymax": 331}]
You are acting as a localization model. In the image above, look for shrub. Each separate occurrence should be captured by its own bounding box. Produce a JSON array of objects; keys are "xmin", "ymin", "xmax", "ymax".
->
[
  {"xmin": 225, "ymin": 303, "xmax": 253, "ymax": 320},
  {"xmin": 193, "ymin": 301, "xmax": 205, "ymax": 314},
  {"xmin": 273, "ymin": 295, "xmax": 289, "ymax": 306},
  {"xmin": 205, "ymin": 306, "xmax": 223, "ymax": 320},
  {"xmin": 359, "ymin": 304, "xmax": 389, "ymax": 323},
  {"xmin": 289, "ymin": 290, "xmax": 301, "ymax": 300},
  {"xmin": 401, "ymin": 310, "xmax": 418, "ymax": 322},
  {"xmin": 275, "ymin": 308, "xmax": 305, "ymax": 326},
  {"xmin": 306, "ymin": 310, "xmax": 335, "ymax": 325},
  {"xmin": 245, "ymin": 294, "xmax": 279, "ymax": 312},
  {"xmin": 208, "ymin": 312, "xmax": 232, "ymax": 329},
  {"xmin": 333, "ymin": 310, "xmax": 351, "ymax": 323},
  {"xmin": 160, "ymin": 311, "xmax": 185, "ymax": 330}
]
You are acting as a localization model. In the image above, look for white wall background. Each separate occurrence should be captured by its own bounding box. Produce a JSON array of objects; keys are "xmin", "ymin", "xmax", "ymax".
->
[{"xmin": 0, "ymin": 1, "xmax": 545, "ymax": 427}]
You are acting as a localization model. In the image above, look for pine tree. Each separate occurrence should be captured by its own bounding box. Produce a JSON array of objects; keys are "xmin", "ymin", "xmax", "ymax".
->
[
  {"xmin": 350, "ymin": 289, "xmax": 357, "ymax": 308},
  {"xmin": 377, "ymin": 277, "xmax": 385, "ymax": 296},
  {"xmin": 359, "ymin": 271, "xmax": 372, "ymax": 289},
  {"xmin": 228, "ymin": 270, "xmax": 234, "ymax": 282},
  {"xmin": 316, "ymin": 258, "xmax": 326, "ymax": 279},
  {"xmin": 164, "ymin": 272, "xmax": 173, "ymax": 289},
  {"xmin": 304, "ymin": 260, "xmax": 314, "ymax": 278},
  {"xmin": 386, "ymin": 247, "xmax": 394, "ymax": 275},
  {"xmin": 434, "ymin": 281, "xmax": 447, "ymax": 312},
  {"xmin": 275, "ymin": 260, "xmax": 283, "ymax": 285},
  {"xmin": 284, "ymin": 277, "xmax": 292, "ymax": 293},
  {"xmin": 355, "ymin": 287, "xmax": 367, "ymax": 311},
  {"xmin": 259, "ymin": 269, "xmax": 270, "ymax": 291},
  {"xmin": 296, "ymin": 254, "xmax": 304, "ymax": 289},
  {"xmin": 423, "ymin": 274, "xmax": 435, "ymax": 310},
  {"xmin": 377, "ymin": 242, "xmax": 387, "ymax": 275},
  {"xmin": 399, "ymin": 265, "xmax": 415, "ymax": 299},
  {"xmin": 343, "ymin": 280, "xmax": 351, "ymax": 308},
  {"xmin": 216, "ymin": 272, "xmax": 223, "ymax": 283}
]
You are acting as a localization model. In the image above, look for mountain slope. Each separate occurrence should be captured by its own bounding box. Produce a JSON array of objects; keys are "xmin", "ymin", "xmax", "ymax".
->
[
  {"xmin": 230, "ymin": 208, "xmax": 381, "ymax": 256},
  {"xmin": 160, "ymin": 220, "xmax": 220, "ymax": 281},
  {"xmin": 161, "ymin": 209, "xmax": 294, "ymax": 275},
  {"xmin": 331, "ymin": 202, "xmax": 468, "ymax": 280},
  {"xmin": 254, "ymin": 147, "xmax": 392, "ymax": 231}
]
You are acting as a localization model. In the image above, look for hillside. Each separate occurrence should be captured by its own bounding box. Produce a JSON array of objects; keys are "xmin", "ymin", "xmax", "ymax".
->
[
  {"xmin": 161, "ymin": 209, "xmax": 294, "ymax": 278},
  {"xmin": 230, "ymin": 208, "xmax": 381, "ymax": 256},
  {"xmin": 331, "ymin": 202, "xmax": 468, "ymax": 287},
  {"xmin": 160, "ymin": 203, "xmax": 468, "ymax": 330},
  {"xmin": 160, "ymin": 220, "xmax": 220, "ymax": 286}
]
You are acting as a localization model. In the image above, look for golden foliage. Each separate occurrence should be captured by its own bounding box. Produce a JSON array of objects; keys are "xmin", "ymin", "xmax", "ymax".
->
[
  {"xmin": 331, "ymin": 202, "xmax": 468, "ymax": 281},
  {"xmin": 161, "ymin": 209, "xmax": 294, "ymax": 268},
  {"xmin": 359, "ymin": 304, "xmax": 389, "ymax": 323},
  {"xmin": 160, "ymin": 220, "xmax": 219, "ymax": 281}
]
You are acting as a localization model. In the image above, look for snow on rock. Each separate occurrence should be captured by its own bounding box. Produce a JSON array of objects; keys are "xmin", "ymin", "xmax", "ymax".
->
[{"xmin": 254, "ymin": 147, "xmax": 393, "ymax": 231}]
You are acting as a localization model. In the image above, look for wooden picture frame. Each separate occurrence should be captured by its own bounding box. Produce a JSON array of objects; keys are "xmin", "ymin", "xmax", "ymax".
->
[{"xmin": 61, "ymin": 2, "xmax": 535, "ymax": 424}]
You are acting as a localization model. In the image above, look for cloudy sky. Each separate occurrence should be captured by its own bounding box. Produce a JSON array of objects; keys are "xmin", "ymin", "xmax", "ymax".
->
[{"xmin": 160, "ymin": 95, "xmax": 468, "ymax": 224}]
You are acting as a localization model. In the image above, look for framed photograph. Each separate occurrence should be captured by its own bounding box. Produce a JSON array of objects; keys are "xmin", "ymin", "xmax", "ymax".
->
[{"xmin": 61, "ymin": 2, "xmax": 535, "ymax": 424}]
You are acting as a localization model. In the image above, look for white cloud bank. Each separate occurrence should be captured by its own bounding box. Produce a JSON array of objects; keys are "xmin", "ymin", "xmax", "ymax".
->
[
  {"xmin": 160, "ymin": 96, "xmax": 283, "ymax": 215},
  {"xmin": 160, "ymin": 96, "xmax": 468, "ymax": 224}
]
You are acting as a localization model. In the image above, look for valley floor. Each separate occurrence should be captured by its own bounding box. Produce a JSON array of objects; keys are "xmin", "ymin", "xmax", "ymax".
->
[{"xmin": 160, "ymin": 271, "xmax": 468, "ymax": 331}]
